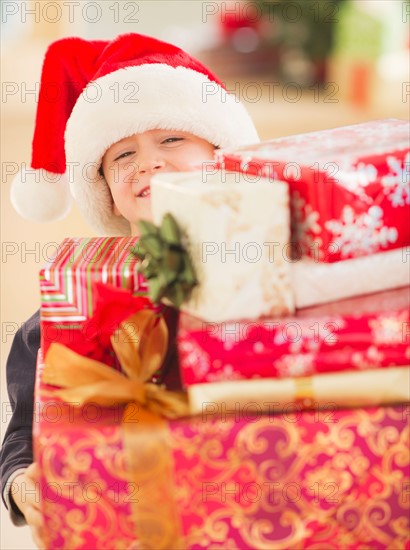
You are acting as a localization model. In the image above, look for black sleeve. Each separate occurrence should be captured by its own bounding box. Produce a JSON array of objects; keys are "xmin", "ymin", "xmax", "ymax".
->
[{"xmin": 0, "ymin": 309, "xmax": 40, "ymax": 518}]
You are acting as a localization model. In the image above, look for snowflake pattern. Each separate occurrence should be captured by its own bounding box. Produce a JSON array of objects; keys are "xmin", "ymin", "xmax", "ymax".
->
[
  {"xmin": 381, "ymin": 152, "xmax": 410, "ymax": 207},
  {"xmin": 290, "ymin": 191, "xmax": 322, "ymax": 257},
  {"xmin": 205, "ymin": 322, "xmax": 243, "ymax": 350},
  {"xmin": 239, "ymin": 155, "xmax": 256, "ymax": 172},
  {"xmin": 273, "ymin": 317, "xmax": 345, "ymax": 354},
  {"xmin": 338, "ymin": 120, "xmax": 403, "ymax": 139},
  {"xmin": 227, "ymin": 121, "xmax": 408, "ymax": 161},
  {"xmin": 178, "ymin": 339, "xmax": 210, "ymax": 378},
  {"xmin": 324, "ymin": 205, "xmax": 398, "ymax": 258},
  {"xmin": 369, "ymin": 312, "xmax": 408, "ymax": 345},
  {"xmin": 336, "ymin": 161, "xmax": 378, "ymax": 204},
  {"xmin": 221, "ymin": 121, "xmax": 408, "ymax": 179},
  {"xmin": 206, "ymin": 364, "xmax": 245, "ymax": 382},
  {"xmin": 351, "ymin": 346, "xmax": 384, "ymax": 370},
  {"xmin": 274, "ymin": 353, "xmax": 316, "ymax": 377}
]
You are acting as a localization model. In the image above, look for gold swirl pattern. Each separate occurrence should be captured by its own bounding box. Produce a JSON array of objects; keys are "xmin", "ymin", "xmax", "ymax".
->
[{"xmin": 35, "ymin": 352, "xmax": 410, "ymax": 550}]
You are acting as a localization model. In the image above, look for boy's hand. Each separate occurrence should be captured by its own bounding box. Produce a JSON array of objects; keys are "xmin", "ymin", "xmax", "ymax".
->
[{"xmin": 11, "ymin": 463, "xmax": 46, "ymax": 550}]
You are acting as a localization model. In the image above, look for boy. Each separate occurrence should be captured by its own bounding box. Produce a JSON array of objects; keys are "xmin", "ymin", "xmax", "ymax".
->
[{"xmin": 1, "ymin": 33, "xmax": 259, "ymax": 548}]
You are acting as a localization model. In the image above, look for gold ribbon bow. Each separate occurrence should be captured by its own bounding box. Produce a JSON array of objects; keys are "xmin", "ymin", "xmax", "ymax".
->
[
  {"xmin": 43, "ymin": 309, "xmax": 189, "ymax": 418},
  {"xmin": 43, "ymin": 309, "xmax": 189, "ymax": 549}
]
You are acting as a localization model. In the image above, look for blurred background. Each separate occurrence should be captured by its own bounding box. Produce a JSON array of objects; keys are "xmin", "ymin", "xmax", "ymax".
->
[{"xmin": 1, "ymin": 1, "xmax": 409, "ymax": 547}]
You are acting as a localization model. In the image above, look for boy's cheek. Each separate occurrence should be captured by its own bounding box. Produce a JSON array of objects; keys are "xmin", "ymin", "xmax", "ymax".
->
[{"xmin": 113, "ymin": 202, "xmax": 122, "ymax": 216}]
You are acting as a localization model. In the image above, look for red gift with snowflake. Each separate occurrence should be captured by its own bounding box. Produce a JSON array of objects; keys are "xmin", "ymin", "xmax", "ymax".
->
[
  {"xmin": 217, "ymin": 118, "xmax": 410, "ymax": 262},
  {"xmin": 178, "ymin": 286, "xmax": 410, "ymax": 387}
]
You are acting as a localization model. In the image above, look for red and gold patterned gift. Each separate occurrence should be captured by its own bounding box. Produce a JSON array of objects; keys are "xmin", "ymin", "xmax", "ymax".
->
[
  {"xmin": 35, "ymin": 238, "xmax": 410, "ymax": 549},
  {"xmin": 35, "ymin": 237, "xmax": 410, "ymax": 549},
  {"xmin": 34, "ymin": 351, "xmax": 410, "ymax": 549},
  {"xmin": 217, "ymin": 119, "xmax": 410, "ymax": 262},
  {"xmin": 179, "ymin": 286, "xmax": 410, "ymax": 387}
]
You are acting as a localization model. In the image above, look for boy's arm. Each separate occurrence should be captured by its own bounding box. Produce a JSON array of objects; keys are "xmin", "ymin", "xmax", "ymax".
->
[{"xmin": 0, "ymin": 310, "xmax": 40, "ymax": 524}]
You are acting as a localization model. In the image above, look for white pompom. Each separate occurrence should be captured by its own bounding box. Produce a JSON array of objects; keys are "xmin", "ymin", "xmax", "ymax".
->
[{"xmin": 10, "ymin": 168, "xmax": 72, "ymax": 223}]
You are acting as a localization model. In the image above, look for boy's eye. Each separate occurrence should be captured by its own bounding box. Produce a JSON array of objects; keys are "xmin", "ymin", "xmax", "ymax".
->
[
  {"xmin": 162, "ymin": 137, "xmax": 184, "ymax": 144},
  {"xmin": 114, "ymin": 151, "xmax": 134, "ymax": 161}
]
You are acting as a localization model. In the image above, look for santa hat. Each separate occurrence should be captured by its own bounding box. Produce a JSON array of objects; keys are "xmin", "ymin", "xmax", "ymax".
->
[{"xmin": 11, "ymin": 33, "xmax": 259, "ymax": 235}]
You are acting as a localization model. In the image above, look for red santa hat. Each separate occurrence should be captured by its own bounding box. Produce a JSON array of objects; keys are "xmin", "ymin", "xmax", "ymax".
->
[{"xmin": 10, "ymin": 33, "xmax": 259, "ymax": 235}]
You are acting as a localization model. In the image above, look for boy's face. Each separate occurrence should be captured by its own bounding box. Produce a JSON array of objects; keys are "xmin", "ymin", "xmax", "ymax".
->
[{"xmin": 102, "ymin": 129, "xmax": 215, "ymax": 233}]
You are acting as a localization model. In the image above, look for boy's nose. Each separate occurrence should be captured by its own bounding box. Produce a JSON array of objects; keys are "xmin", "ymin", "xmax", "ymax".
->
[{"xmin": 137, "ymin": 158, "xmax": 165, "ymax": 174}]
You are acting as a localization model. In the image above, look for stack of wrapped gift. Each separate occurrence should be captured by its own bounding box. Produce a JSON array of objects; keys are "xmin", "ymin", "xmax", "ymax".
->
[
  {"xmin": 34, "ymin": 119, "xmax": 410, "ymax": 549},
  {"xmin": 178, "ymin": 287, "xmax": 410, "ymax": 413},
  {"xmin": 161, "ymin": 119, "xmax": 410, "ymax": 415},
  {"xmin": 218, "ymin": 118, "xmax": 410, "ymax": 308}
]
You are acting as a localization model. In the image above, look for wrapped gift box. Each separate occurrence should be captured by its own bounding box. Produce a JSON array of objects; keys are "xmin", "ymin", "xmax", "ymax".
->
[
  {"xmin": 188, "ymin": 366, "xmax": 410, "ymax": 415},
  {"xmin": 291, "ymin": 246, "xmax": 409, "ymax": 308},
  {"xmin": 40, "ymin": 237, "xmax": 146, "ymax": 359},
  {"xmin": 178, "ymin": 286, "xmax": 410, "ymax": 386},
  {"xmin": 34, "ymin": 352, "xmax": 410, "ymax": 550},
  {"xmin": 39, "ymin": 236, "xmax": 181, "ymax": 388},
  {"xmin": 150, "ymin": 170, "xmax": 294, "ymax": 322},
  {"xmin": 35, "ymin": 237, "xmax": 409, "ymax": 548},
  {"xmin": 217, "ymin": 119, "xmax": 410, "ymax": 262}
]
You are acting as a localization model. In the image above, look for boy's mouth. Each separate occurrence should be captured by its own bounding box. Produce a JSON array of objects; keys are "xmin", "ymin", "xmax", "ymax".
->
[{"xmin": 136, "ymin": 186, "xmax": 151, "ymax": 198}]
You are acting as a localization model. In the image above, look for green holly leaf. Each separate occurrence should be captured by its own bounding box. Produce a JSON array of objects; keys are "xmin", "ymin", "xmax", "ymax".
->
[
  {"xmin": 140, "ymin": 257, "xmax": 159, "ymax": 279},
  {"xmin": 148, "ymin": 278, "xmax": 163, "ymax": 303},
  {"xmin": 181, "ymin": 254, "xmax": 197, "ymax": 285},
  {"xmin": 164, "ymin": 248, "xmax": 182, "ymax": 272},
  {"xmin": 139, "ymin": 219, "xmax": 160, "ymax": 237},
  {"xmin": 131, "ymin": 213, "xmax": 198, "ymax": 307},
  {"xmin": 168, "ymin": 284, "xmax": 185, "ymax": 308},
  {"xmin": 131, "ymin": 244, "xmax": 146, "ymax": 261},
  {"xmin": 140, "ymin": 235, "xmax": 162, "ymax": 259},
  {"xmin": 160, "ymin": 213, "xmax": 181, "ymax": 245}
]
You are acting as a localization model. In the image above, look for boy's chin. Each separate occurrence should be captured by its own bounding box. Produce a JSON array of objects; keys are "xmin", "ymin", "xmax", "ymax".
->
[{"xmin": 129, "ymin": 209, "xmax": 153, "ymax": 235}]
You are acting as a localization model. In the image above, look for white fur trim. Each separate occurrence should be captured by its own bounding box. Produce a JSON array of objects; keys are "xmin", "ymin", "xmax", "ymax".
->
[
  {"xmin": 10, "ymin": 168, "xmax": 72, "ymax": 223},
  {"xmin": 65, "ymin": 64, "xmax": 260, "ymax": 235}
]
